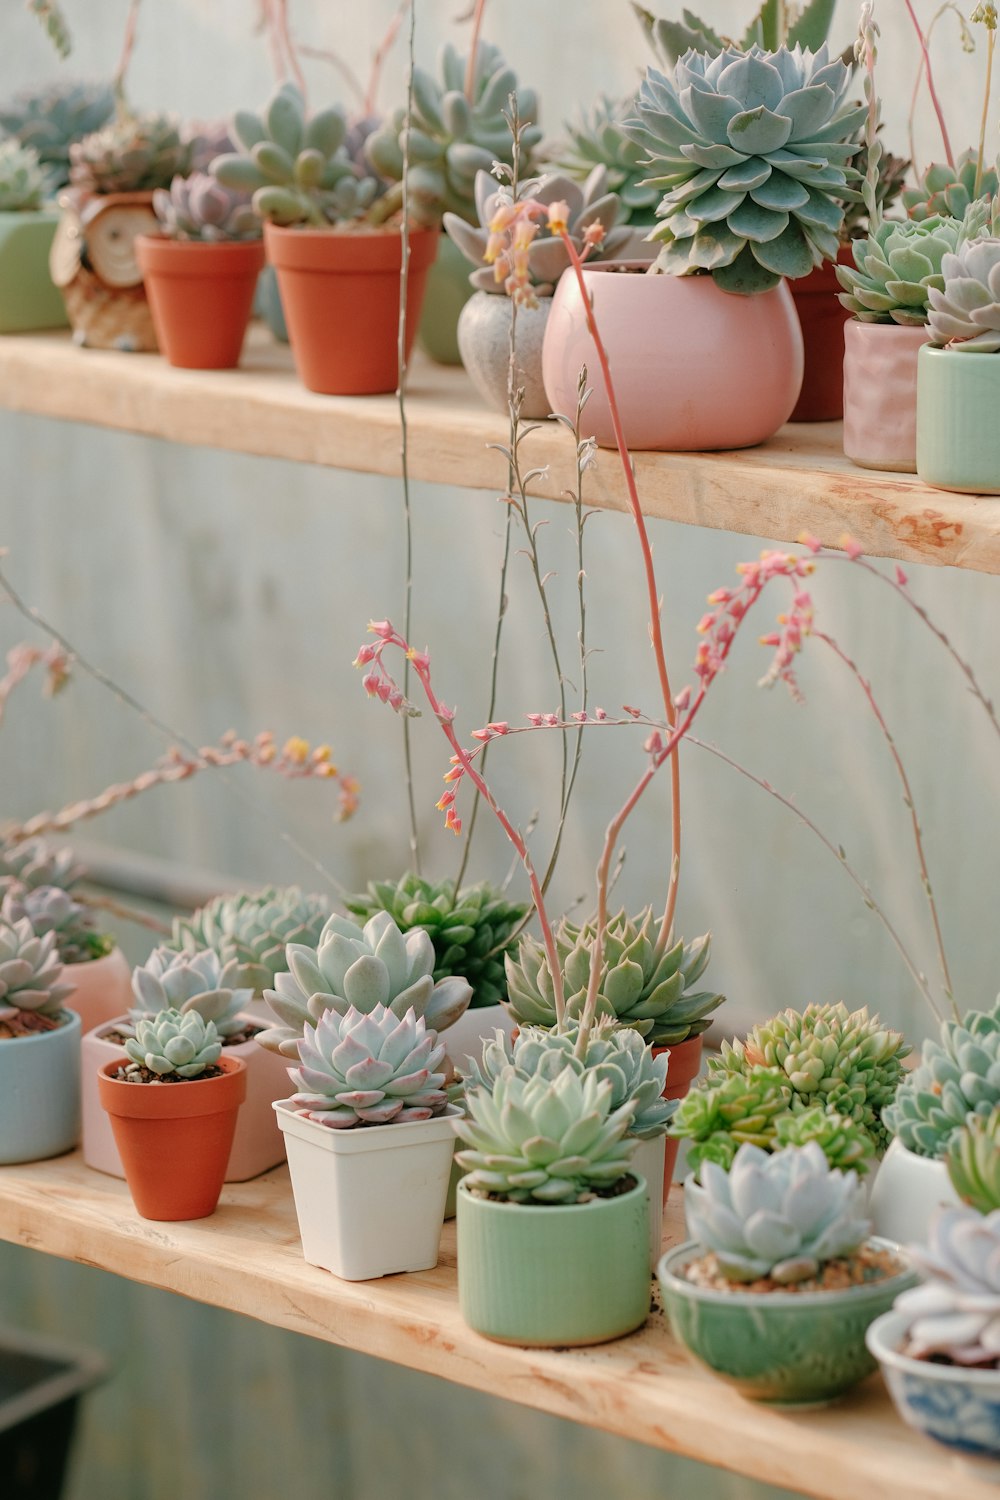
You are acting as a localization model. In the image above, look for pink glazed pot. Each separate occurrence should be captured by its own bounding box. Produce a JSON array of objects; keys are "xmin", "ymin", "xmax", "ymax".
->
[
  {"xmin": 541, "ymin": 262, "xmax": 803, "ymax": 451},
  {"xmin": 63, "ymin": 946, "xmax": 133, "ymax": 1033},
  {"xmin": 843, "ymin": 321, "xmax": 931, "ymax": 473}
]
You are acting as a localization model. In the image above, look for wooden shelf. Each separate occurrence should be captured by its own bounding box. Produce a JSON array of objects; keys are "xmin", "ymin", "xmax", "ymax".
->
[
  {"xmin": 0, "ymin": 1152, "xmax": 995, "ymax": 1500},
  {"xmin": 1, "ymin": 328, "xmax": 998, "ymax": 574}
]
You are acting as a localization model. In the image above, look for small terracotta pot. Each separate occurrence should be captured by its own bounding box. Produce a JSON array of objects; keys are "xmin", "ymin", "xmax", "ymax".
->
[
  {"xmin": 63, "ymin": 947, "xmax": 132, "ymax": 1034},
  {"xmin": 264, "ymin": 222, "xmax": 438, "ymax": 395},
  {"xmin": 843, "ymin": 321, "xmax": 930, "ymax": 472},
  {"xmin": 788, "ymin": 247, "xmax": 853, "ymax": 423},
  {"xmin": 136, "ymin": 235, "xmax": 265, "ymax": 369},
  {"xmin": 97, "ymin": 1055, "xmax": 247, "ymax": 1221},
  {"xmin": 653, "ymin": 1032, "xmax": 704, "ymax": 1203}
]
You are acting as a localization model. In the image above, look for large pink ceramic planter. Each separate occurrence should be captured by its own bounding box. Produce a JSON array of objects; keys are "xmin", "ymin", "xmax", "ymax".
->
[
  {"xmin": 541, "ymin": 263, "xmax": 803, "ymax": 451},
  {"xmin": 843, "ymin": 321, "xmax": 930, "ymax": 473},
  {"xmin": 63, "ymin": 946, "xmax": 133, "ymax": 1033},
  {"xmin": 82, "ymin": 1013, "xmax": 290, "ymax": 1181}
]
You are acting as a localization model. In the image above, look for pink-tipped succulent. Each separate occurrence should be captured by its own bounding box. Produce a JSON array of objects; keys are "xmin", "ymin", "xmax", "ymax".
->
[{"xmin": 153, "ymin": 172, "xmax": 260, "ymax": 243}]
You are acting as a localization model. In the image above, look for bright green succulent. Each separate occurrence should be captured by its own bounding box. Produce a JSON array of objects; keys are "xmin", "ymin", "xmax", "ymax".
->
[
  {"xmin": 171, "ymin": 886, "xmax": 332, "ymax": 995},
  {"xmin": 0, "ymin": 81, "xmax": 115, "ymax": 189},
  {"xmin": 548, "ymin": 96, "xmax": 661, "ymax": 223},
  {"xmin": 1, "ymin": 884, "xmax": 112, "ymax": 965},
  {"xmin": 773, "ymin": 1104, "xmax": 875, "ymax": 1174},
  {"xmin": 505, "ymin": 910, "xmax": 722, "ymax": 1046},
  {"xmin": 0, "ymin": 141, "xmax": 51, "ymax": 211},
  {"xmin": 671, "ymin": 1065, "xmax": 791, "ymax": 1171},
  {"xmin": 685, "ymin": 1141, "xmax": 869, "ymax": 1283},
  {"xmin": 0, "ymin": 837, "xmax": 83, "ymax": 892},
  {"xmin": 130, "ymin": 946, "xmax": 253, "ymax": 1040},
  {"xmin": 904, "ymin": 149, "xmax": 1000, "ymax": 223},
  {"xmin": 124, "ymin": 1007, "xmax": 222, "ymax": 1079},
  {"xmin": 837, "ymin": 215, "xmax": 964, "ymax": 325},
  {"xmin": 0, "ymin": 912, "xmax": 73, "ymax": 1019},
  {"xmin": 927, "ymin": 237, "xmax": 1000, "ymax": 353},
  {"xmin": 633, "ymin": 0, "xmax": 840, "ymax": 67},
  {"xmin": 946, "ymin": 1108, "xmax": 1000, "ymax": 1215},
  {"xmin": 883, "ymin": 999, "xmax": 1000, "ymax": 1159},
  {"xmin": 624, "ymin": 45, "xmax": 866, "ymax": 294},
  {"xmin": 68, "ymin": 111, "xmax": 193, "ymax": 195},
  {"xmin": 456, "ymin": 1066, "xmax": 637, "ymax": 1204},
  {"xmin": 288, "ymin": 1003, "xmax": 449, "ymax": 1127}
]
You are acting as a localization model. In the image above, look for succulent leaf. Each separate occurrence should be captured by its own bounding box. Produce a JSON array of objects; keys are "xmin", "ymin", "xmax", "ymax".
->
[{"xmin": 896, "ymin": 1205, "xmax": 1000, "ymax": 1364}]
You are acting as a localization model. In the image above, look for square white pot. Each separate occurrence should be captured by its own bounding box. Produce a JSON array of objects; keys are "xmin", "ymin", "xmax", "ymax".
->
[{"xmin": 273, "ymin": 1100, "xmax": 459, "ymax": 1281}]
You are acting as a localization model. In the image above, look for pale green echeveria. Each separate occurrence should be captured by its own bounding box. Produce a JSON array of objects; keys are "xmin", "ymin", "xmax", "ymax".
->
[
  {"xmin": 895, "ymin": 1206, "xmax": 1000, "ymax": 1365},
  {"xmin": 462, "ymin": 1018, "xmax": 674, "ymax": 1138},
  {"xmin": 0, "ymin": 913, "xmax": 73, "ymax": 1017},
  {"xmin": 289, "ymin": 1003, "xmax": 449, "ymax": 1128},
  {"xmin": 624, "ymin": 45, "xmax": 866, "ymax": 294},
  {"xmin": 0, "ymin": 837, "xmax": 83, "ymax": 892},
  {"xmin": 1, "ymin": 884, "xmax": 111, "ymax": 965},
  {"xmin": 634, "ymin": 0, "xmax": 840, "ymax": 68},
  {"xmin": 259, "ymin": 910, "xmax": 472, "ymax": 1059},
  {"xmin": 685, "ymin": 1141, "xmax": 869, "ymax": 1283},
  {"xmin": 547, "ymin": 95, "xmax": 661, "ymax": 223},
  {"xmin": 883, "ymin": 999, "xmax": 1000, "ymax": 1159},
  {"xmin": 837, "ymin": 215, "xmax": 963, "ymax": 326},
  {"xmin": 171, "ymin": 885, "xmax": 332, "ymax": 995},
  {"xmin": 947, "ymin": 1108, "xmax": 1000, "ymax": 1215},
  {"xmin": 129, "ymin": 946, "xmax": 253, "ymax": 1040},
  {"xmin": 904, "ymin": 149, "xmax": 1000, "ymax": 224},
  {"xmin": 0, "ymin": 140, "xmax": 52, "ymax": 211},
  {"xmin": 0, "ymin": 80, "xmax": 115, "ymax": 189},
  {"xmin": 456, "ymin": 1066, "xmax": 637, "ymax": 1204},
  {"xmin": 927, "ymin": 237, "xmax": 1000, "ymax": 353},
  {"xmin": 124, "ymin": 1007, "xmax": 223, "ymax": 1079}
]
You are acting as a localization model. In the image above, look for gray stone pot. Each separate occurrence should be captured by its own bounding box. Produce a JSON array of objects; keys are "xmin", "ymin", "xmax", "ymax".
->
[{"xmin": 457, "ymin": 290, "xmax": 552, "ymax": 419}]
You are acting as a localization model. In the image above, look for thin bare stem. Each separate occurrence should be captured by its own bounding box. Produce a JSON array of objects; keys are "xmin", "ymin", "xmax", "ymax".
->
[
  {"xmin": 113, "ymin": 0, "xmax": 142, "ymax": 111},
  {"xmin": 366, "ymin": 0, "xmax": 412, "ymax": 117},
  {"xmin": 976, "ymin": 26, "xmax": 997, "ymax": 197},
  {"xmin": 298, "ymin": 45, "xmax": 364, "ymax": 107},
  {"xmin": 464, "ymin": 0, "xmax": 489, "ymax": 101},
  {"xmin": 904, "ymin": 0, "xmax": 956, "ymax": 167},
  {"xmin": 76, "ymin": 891, "xmax": 172, "ymax": 936},
  {"xmin": 274, "ymin": 0, "xmax": 307, "ymax": 99}
]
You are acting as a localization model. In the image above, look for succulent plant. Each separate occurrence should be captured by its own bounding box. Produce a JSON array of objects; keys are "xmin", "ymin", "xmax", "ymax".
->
[
  {"xmin": 715, "ymin": 1003, "xmax": 909, "ymax": 1152},
  {"xmin": 211, "ymin": 83, "xmax": 378, "ymax": 228},
  {"xmin": 124, "ymin": 1007, "xmax": 222, "ymax": 1079},
  {"xmin": 365, "ymin": 41, "xmax": 543, "ymax": 225},
  {"xmin": 129, "ymin": 946, "xmax": 253, "ymax": 1040},
  {"xmin": 462, "ymin": 1018, "xmax": 675, "ymax": 1138},
  {"xmin": 895, "ymin": 1206, "xmax": 1000, "ymax": 1365},
  {"xmin": 836, "ymin": 215, "xmax": 964, "ymax": 325},
  {"xmin": 624, "ymin": 45, "xmax": 866, "ymax": 294},
  {"xmin": 456, "ymin": 1066, "xmax": 637, "ymax": 1203},
  {"xmin": 0, "ymin": 80, "xmax": 115, "ymax": 188},
  {"xmin": 0, "ymin": 913, "xmax": 73, "ymax": 1018},
  {"xmin": 883, "ymin": 999, "xmax": 1000, "ymax": 1159},
  {"xmin": 927, "ymin": 237, "xmax": 1000, "ymax": 353},
  {"xmin": 172, "ymin": 886, "xmax": 332, "ymax": 995},
  {"xmin": 0, "ymin": 884, "xmax": 112, "ymax": 965},
  {"xmin": 634, "ymin": 0, "xmax": 841, "ymax": 68},
  {"xmin": 0, "ymin": 140, "xmax": 51, "ymax": 211},
  {"xmin": 259, "ymin": 910, "xmax": 472, "ymax": 1059},
  {"xmin": 841, "ymin": 139, "xmax": 909, "ymax": 240},
  {"xmin": 671, "ymin": 1065, "xmax": 792, "ymax": 1171},
  {"xmin": 69, "ymin": 111, "xmax": 193, "ymax": 196},
  {"xmin": 344, "ymin": 873, "xmax": 525, "ymax": 1009},
  {"xmin": 505, "ymin": 910, "xmax": 722, "ymax": 1046},
  {"xmin": 152, "ymin": 172, "xmax": 259, "ymax": 242},
  {"xmin": 773, "ymin": 1104, "xmax": 875, "ymax": 1174},
  {"xmin": 288, "ymin": 1003, "xmax": 449, "ymax": 1127},
  {"xmin": 0, "ymin": 837, "xmax": 83, "ymax": 892},
  {"xmin": 685, "ymin": 1142, "xmax": 869, "ymax": 1284},
  {"xmin": 185, "ymin": 120, "xmax": 235, "ymax": 175},
  {"xmin": 904, "ymin": 149, "xmax": 1000, "ymax": 224},
  {"xmin": 547, "ymin": 96, "xmax": 660, "ymax": 223},
  {"xmin": 947, "ymin": 1109, "xmax": 1000, "ymax": 1215},
  {"xmin": 444, "ymin": 167, "xmax": 632, "ymax": 297}
]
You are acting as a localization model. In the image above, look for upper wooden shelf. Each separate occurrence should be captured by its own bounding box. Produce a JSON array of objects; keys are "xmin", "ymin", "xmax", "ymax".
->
[
  {"xmin": 1, "ymin": 328, "xmax": 998, "ymax": 574},
  {"xmin": 0, "ymin": 1152, "xmax": 996, "ymax": 1500}
]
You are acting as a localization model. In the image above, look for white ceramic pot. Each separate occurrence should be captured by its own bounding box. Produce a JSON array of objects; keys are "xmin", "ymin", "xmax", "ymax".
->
[
  {"xmin": 869, "ymin": 1137, "xmax": 961, "ymax": 1245},
  {"xmin": 457, "ymin": 291, "xmax": 552, "ymax": 419},
  {"xmin": 630, "ymin": 1134, "xmax": 666, "ymax": 1268},
  {"xmin": 443, "ymin": 1002, "xmax": 515, "ymax": 1074},
  {"xmin": 63, "ymin": 946, "xmax": 133, "ymax": 1033},
  {"xmin": 0, "ymin": 1011, "xmax": 80, "ymax": 1164},
  {"xmin": 274, "ymin": 1099, "xmax": 459, "ymax": 1280},
  {"xmin": 868, "ymin": 1310, "xmax": 1000, "ymax": 1467}
]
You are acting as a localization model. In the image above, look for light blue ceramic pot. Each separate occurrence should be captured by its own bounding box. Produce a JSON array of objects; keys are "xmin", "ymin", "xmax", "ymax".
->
[
  {"xmin": 0, "ymin": 1010, "xmax": 81, "ymax": 1163},
  {"xmin": 868, "ymin": 1309, "xmax": 1000, "ymax": 1460},
  {"xmin": 916, "ymin": 345, "xmax": 1000, "ymax": 494}
]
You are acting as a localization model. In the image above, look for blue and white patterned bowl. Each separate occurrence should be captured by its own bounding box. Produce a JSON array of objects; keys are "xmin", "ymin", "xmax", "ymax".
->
[{"xmin": 868, "ymin": 1310, "xmax": 1000, "ymax": 1462}]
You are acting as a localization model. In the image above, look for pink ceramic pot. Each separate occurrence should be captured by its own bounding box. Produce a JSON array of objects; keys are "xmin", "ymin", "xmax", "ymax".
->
[
  {"xmin": 82, "ymin": 1013, "xmax": 290, "ymax": 1181},
  {"xmin": 63, "ymin": 946, "xmax": 133, "ymax": 1033},
  {"xmin": 843, "ymin": 321, "xmax": 931, "ymax": 473},
  {"xmin": 541, "ymin": 262, "xmax": 803, "ymax": 451}
]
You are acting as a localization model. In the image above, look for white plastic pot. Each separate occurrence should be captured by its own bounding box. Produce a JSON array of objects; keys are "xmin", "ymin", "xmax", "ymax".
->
[
  {"xmin": 869, "ymin": 1136, "xmax": 961, "ymax": 1244},
  {"xmin": 443, "ymin": 1003, "xmax": 515, "ymax": 1074},
  {"xmin": 630, "ymin": 1134, "xmax": 667, "ymax": 1268},
  {"xmin": 274, "ymin": 1099, "xmax": 459, "ymax": 1280}
]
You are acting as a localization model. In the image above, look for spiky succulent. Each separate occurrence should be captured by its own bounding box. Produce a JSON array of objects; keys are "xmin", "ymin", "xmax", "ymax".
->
[
  {"xmin": 129, "ymin": 946, "xmax": 253, "ymax": 1041},
  {"xmin": 152, "ymin": 172, "xmax": 259, "ymax": 242},
  {"xmin": 884, "ymin": 1000, "xmax": 1000, "ymax": 1159},
  {"xmin": 0, "ymin": 913, "xmax": 73, "ymax": 1018},
  {"xmin": 0, "ymin": 81, "xmax": 115, "ymax": 188},
  {"xmin": 715, "ymin": 1003, "xmax": 909, "ymax": 1152},
  {"xmin": 624, "ymin": 45, "xmax": 866, "ymax": 294},
  {"xmin": 259, "ymin": 910, "xmax": 472, "ymax": 1059},
  {"xmin": 289, "ymin": 1003, "xmax": 449, "ymax": 1128},
  {"xmin": 445, "ymin": 167, "xmax": 632, "ymax": 296},
  {"xmin": 685, "ymin": 1142, "xmax": 870, "ymax": 1283},
  {"xmin": 0, "ymin": 885, "xmax": 112, "ymax": 965},
  {"xmin": 69, "ymin": 111, "xmax": 193, "ymax": 195},
  {"xmin": 895, "ymin": 1206, "xmax": 1000, "ymax": 1365},
  {"xmin": 505, "ymin": 910, "xmax": 722, "ymax": 1046},
  {"xmin": 547, "ymin": 95, "xmax": 660, "ymax": 223},
  {"xmin": 124, "ymin": 1007, "xmax": 222, "ymax": 1079},
  {"xmin": 836, "ymin": 215, "xmax": 964, "ymax": 325},
  {"xmin": 947, "ymin": 1109, "xmax": 1000, "ymax": 1216},
  {"xmin": 0, "ymin": 140, "xmax": 51, "ymax": 211},
  {"xmin": 462, "ymin": 1018, "xmax": 675, "ymax": 1138},
  {"xmin": 456, "ymin": 1066, "xmax": 637, "ymax": 1204},
  {"xmin": 211, "ymin": 83, "xmax": 378, "ymax": 228},
  {"xmin": 365, "ymin": 41, "xmax": 542, "ymax": 225},
  {"xmin": 0, "ymin": 837, "xmax": 83, "ymax": 892},
  {"xmin": 171, "ymin": 886, "xmax": 331, "ymax": 995},
  {"xmin": 634, "ymin": 0, "xmax": 841, "ymax": 67},
  {"xmin": 927, "ymin": 237, "xmax": 1000, "ymax": 353},
  {"xmin": 904, "ymin": 149, "xmax": 1000, "ymax": 224},
  {"xmin": 671, "ymin": 1065, "xmax": 792, "ymax": 1171}
]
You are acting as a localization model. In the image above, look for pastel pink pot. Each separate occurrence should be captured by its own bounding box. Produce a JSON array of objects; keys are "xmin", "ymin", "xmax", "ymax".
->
[
  {"xmin": 82, "ymin": 1013, "xmax": 289, "ymax": 1181},
  {"xmin": 63, "ymin": 947, "xmax": 132, "ymax": 1033},
  {"xmin": 541, "ymin": 263, "xmax": 803, "ymax": 451},
  {"xmin": 843, "ymin": 321, "xmax": 930, "ymax": 473}
]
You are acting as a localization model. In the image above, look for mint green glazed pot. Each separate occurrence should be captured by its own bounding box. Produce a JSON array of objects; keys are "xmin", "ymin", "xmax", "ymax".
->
[
  {"xmin": 916, "ymin": 345, "xmax": 1000, "ymax": 494},
  {"xmin": 0, "ymin": 209, "xmax": 68, "ymax": 332},
  {"xmin": 0, "ymin": 1010, "xmax": 81, "ymax": 1163},
  {"xmin": 457, "ymin": 1176, "xmax": 651, "ymax": 1346},
  {"xmin": 658, "ymin": 1236, "xmax": 916, "ymax": 1406}
]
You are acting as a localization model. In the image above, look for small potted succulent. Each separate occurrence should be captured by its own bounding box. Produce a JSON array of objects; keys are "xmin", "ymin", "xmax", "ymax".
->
[
  {"xmin": 97, "ymin": 1006, "xmax": 247, "ymax": 1221},
  {"xmin": 455, "ymin": 1065, "xmax": 649, "ymax": 1345},
  {"xmin": 0, "ymin": 879, "xmax": 129, "ymax": 1033},
  {"xmin": 658, "ymin": 1141, "xmax": 916, "ymax": 1404},
  {"xmin": 0, "ymin": 910, "xmax": 78, "ymax": 1164},
  {"xmin": 273, "ymin": 1003, "xmax": 459, "ymax": 1280},
  {"xmin": 135, "ymin": 172, "xmax": 263, "ymax": 369},
  {"xmin": 212, "ymin": 82, "xmax": 435, "ymax": 395},
  {"xmin": 444, "ymin": 167, "xmax": 630, "ymax": 419},
  {"xmin": 0, "ymin": 140, "xmax": 68, "ymax": 332}
]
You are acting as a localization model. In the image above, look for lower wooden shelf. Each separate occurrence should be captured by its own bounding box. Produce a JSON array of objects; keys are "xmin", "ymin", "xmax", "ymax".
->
[{"xmin": 0, "ymin": 1151, "xmax": 994, "ymax": 1500}]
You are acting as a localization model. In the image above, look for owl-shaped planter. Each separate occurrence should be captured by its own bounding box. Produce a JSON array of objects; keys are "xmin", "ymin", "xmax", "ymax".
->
[{"xmin": 49, "ymin": 190, "xmax": 159, "ymax": 351}]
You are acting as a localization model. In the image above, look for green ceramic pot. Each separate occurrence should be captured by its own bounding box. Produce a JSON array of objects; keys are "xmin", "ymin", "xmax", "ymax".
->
[
  {"xmin": 916, "ymin": 345, "xmax": 1000, "ymax": 494},
  {"xmin": 657, "ymin": 1236, "xmax": 917, "ymax": 1406},
  {"xmin": 417, "ymin": 235, "xmax": 474, "ymax": 366},
  {"xmin": 456, "ymin": 1176, "xmax": 651, "ymax": 1347},
  {"xmin": 0, "ymin": 209, "xmax": 68, "ymax": 332}
]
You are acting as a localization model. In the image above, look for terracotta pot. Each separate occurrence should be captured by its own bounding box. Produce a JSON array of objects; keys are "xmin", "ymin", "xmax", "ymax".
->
[
  {"xmin": 788, "ymin": 247, "xmax": 853, "ymax": 422},
  {"xmin": 541, "ymin": 262, "xmax": 803, "ymax": 450},
  {"xmin": 98, "ymin": 1054, "xmax": 246, "ymax": 1220},
  {"xmin": 843, "ymin": 321, "xmax": 930, "ymax": 473},
  {"xmin": 653, "ymin": 1032, "xmax": 704, "ymax": 1203},
  {"xmin": 49, "ymin": 190, "xmax": 159, "ymax": 351},
  {"xmin": 136, "ymin": 235, "xmax": 265, "ymax": 369},
  {"xmin": 63, "ymin": 946, "xmax": 132, "ymax": 1033},
  {"xmin": 457, "ymin": 291, "xmax": 552, "ymax": 419},
  {"xmin": 264, "ymin": 222, "xmax": 438, "ymax": 395}
]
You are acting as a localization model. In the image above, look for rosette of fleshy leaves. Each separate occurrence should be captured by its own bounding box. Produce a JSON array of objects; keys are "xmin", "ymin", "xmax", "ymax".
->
[
  {"xmin": 895, "ymin": 1205, "xmax": 1000, "ymax": 1366},
  {"xmin": 171, "ymin": 885, "xmax": 332, "ymax": 995},
  {"xmin": 0, "ymin": 141, "xmax": 52, "ymax": 212},
  {"xmin": 947, "ymin": 1109, "xmax": 1000, "ymax": 1215},
  {"xmin": 69, "ymin": 111, "xmax": 193, "ymax": 195},
  {"xmin": 0, "ymin": 80, "xmax": 115, "ymax": 188},
  {"xmin": 0, "ymin": 884, "xmax": 112, "ymax": 965},
  {"xmin": 288, "ymin": 1003, "xmax": 449, "ymax": 1127},
  {"xmin": 129, "ymin": 946, "xmax": 253, "ymax": 1041},
  {"xmin": 547, "ymin": 95, "xmax": 661, "ymax": 223},
  {"xmin": 883, "ymin": 998, "xmax": 1000, "ymax": 1159},
  {"xmin": 124, "ymin": 1007, "xmax": 222, "ymax": 1079},
  {"xmin": 904, "ymin": 149, "xmax": 1000, "ymax": 223},
  {"xmin": 927, "ymin": 236, "xmax": 1000, "ymax": 353},
  {"xmin": 0, "ymin": 837, "xmax": 83, "ymax": 892},
  {"xmin": 836, "ymin": 214, "xmax": 965, "ymax": 325},
  {"xmin": 153, "ymin": 173, "xmax": 260, "ymax": 242},
  {"xmin": 0, "ymin": 913, "xmax": 74, "ymax": 1020},
  {"xmin": 444, "ymin": 167, "xmax": 632, "ymax": 298}
]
